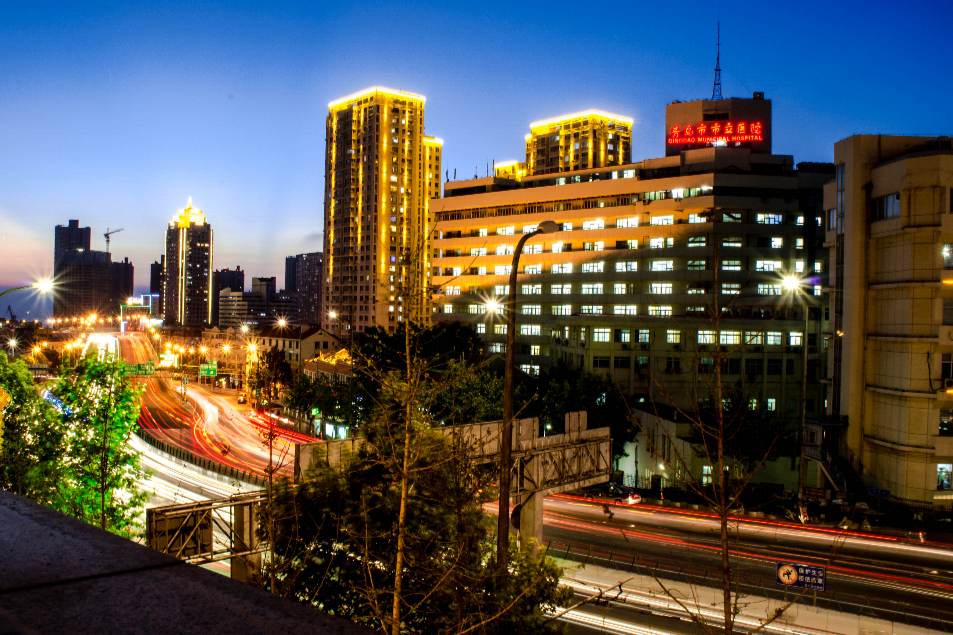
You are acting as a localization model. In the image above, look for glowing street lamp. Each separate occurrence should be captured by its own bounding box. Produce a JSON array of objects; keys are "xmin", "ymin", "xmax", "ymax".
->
[{"xmin": 0, "ymin": 279, "xmax": 54, "ymax": 303}]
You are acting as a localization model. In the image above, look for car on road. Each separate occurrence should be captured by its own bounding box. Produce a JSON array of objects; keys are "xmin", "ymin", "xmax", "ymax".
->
[
  {"xmin": 582, "ymin": 482, "xmax": 641, "ymax": 504},
  {"xmin": 237, "ymin": 393, "xmax": 246, "ymax": 404}
]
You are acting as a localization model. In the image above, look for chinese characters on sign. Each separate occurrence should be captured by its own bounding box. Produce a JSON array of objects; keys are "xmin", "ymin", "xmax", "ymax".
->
[
  {"xmin": 776, "ymin": 561, "xmax": 826, "ymax": 592},
  {"xmin": 667, "ymin": 121, "xmax": 764, "ymax": 146}
]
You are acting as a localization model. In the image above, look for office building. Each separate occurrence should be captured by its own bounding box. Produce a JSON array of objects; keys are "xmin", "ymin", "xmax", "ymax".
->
[
  {"xmin": 164, "ymin": 197, "xmax": 213, "ymax": 328},
  {"xmin": 150, "ymin": 256, "xmax": 165, "ymax": 316},
  {"xmin": 431, "ymin": 94, "xmax": 830, "ymax": 428},
  {"xmin": 107, "ymin": 257, "xmax": 135, "ymax": 313},
  {"xmin": 322, "ymin": 87, "xmax": 442, "ymax": 339},
  {"xmin": 217, "ymin": 289, "xmax": 266, "ymax": 329},
  {"xmin": 54, "ymin": 220, "xmax": 91, "ymax": 263},
  {"xmin": 52, "ymin": 250, "xmax": 111, "ymax": 318},
  {"xmin": 823, "ymin": 134, "xmax": 953, "ymax": 503},
  {"xmin": 524, "ymin": 111, "xmax": 632, "ymax": 176},
  {"xmin": 285, "ymin": 252, "xmax": 325, "ymax": 325},
  {"xmin": 211, "ymin": 266, "xmax": 245, "ymax": 325},
  {"xmin": 285, "ymin": 256, "xmax": 298, "ymax": 294}
]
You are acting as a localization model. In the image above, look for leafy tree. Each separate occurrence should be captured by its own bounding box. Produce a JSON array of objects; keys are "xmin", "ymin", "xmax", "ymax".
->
[
  {"xmin": 56, "ymin": 353, "xmax": 148, "ymax": 537},
  {"xmin": 0, "ymin": 351, "xmax": 66, "ymax": 508}
]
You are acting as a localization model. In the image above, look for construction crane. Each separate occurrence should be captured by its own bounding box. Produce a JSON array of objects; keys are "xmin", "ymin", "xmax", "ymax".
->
[
  {"xmin": 6, "ymin": 305, "xmax": 15, "ymax": 322},
  {"xmin": 104, "ymin": 227, "xmax": 124, "ymax": 254}
]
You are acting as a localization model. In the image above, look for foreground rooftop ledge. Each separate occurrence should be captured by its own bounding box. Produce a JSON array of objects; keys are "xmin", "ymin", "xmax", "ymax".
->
[{"xmin": 0, "ymin": 490, "xmax": 369, "ymax": 635}]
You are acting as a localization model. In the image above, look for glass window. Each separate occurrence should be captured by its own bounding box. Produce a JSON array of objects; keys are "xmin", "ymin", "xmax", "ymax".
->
[
  {"xmin": 651, "ymin": 260, "xmax": 674, "ymax": 271},
  {"xmin": 614, "ymin": 356, "xmax": 631, "ymax": 368},
  {"xmin": 767, "ymin": 398, "xmax": 776, "ymax": 411},
  {"xmin": 614, "ymin": 283, "xmax": 627, "ymax": 294},
  {"xmin": 757, "ymin": 284, "xmax": 782, "ymax": 295},
  {"xmin": 551, "ymin": 304, "xmax": 571, "ymax": 315},
  {"xmin": 720, "ymin": 331, "xmax": 741, "ymax": 345},
  {"xmin": 475, "ymin": 323, "xmax": 485, "ymax": 333},
  {"xmin": 552, "ymin": 263, "xmax": 572, "ymax": 274},
  {"xmin": 521, "ymin": 305, "xmax": 541, "ymax": 315},
  {"xmin": 593, "ymin": 328, "xmax": 611, "ymax": 342},
  {"xmin": 667, "ymin": 330, "xmax": 681, "ymax": 344},
  {"xmin": 614, "ymin": 329, "xmax": 631, "ymax": 343},
  {"xmin": 688, "ymin": 213, "xmax": 706, "ymax": 223},
  {"xmin": 789, "ymin": 332, "xmax": 803, "ymax": 346},
  {"xmin": 581, "ymin": 262, "xmax": 604, "ymax": 273},
  {"xmin": 688, "ymin": 236, "xmax": 706, "ymax": 247},
  {"xmin": 648, "ymin": 306, "xmax": 672, "ymax": 316},
  {"xmin": 613, "ymin": 305, "xmax": 637, "ymax": 315},
  {"xmin": 580, "ymin": 305, "xmax": 603, "ymax": 314},
  {"xmin": 687, "ymin": 260, "xmax": 706, "ymax": 271},
  {"xmin": 771, "ymin": 237, "xmax": 783, "ymax": 248},
  {"xmin": 756, "ymin": 213, "xmax": 783, "ymax": 224},
  {"xmin": 469, "ymin": 304, "xmax": 485, "ymax": 314},
  {"xmin": 722, "ymin": 260, "xmax": 741, "ymax": 271},
  {"xmin": 494, "ymin": 324, "xmax": 507, "ymax": 335},
  {"xmin": 582, "ymin": 219, "xmax": 605, "ymax": 230},
  {"xmin": 766, "ymin": 332, "xmax": 783, "ymax": 345},
  {"xmin": 651, "ymin": 283, "xmax": 673, "ymax": 294},
  {"xmin": 494, "ymin": 265, "xmax": 512, "ymax": 275},
  {"xmin": 524, "ymin": 264, "xmax": 541, "ymax": 274},
  {"xmin": 494, "ymin": 285, "xmax": 509, "ymax": 295},
  {"xmin": 721, "ymin": 283, "xmax": 740, "ymax": 294},
  {"xmin": 581, "ymin": 283, "xmax": 603, "ymax": 294},
  {"xmin": 616, "ymin": 217, "xmax": 638, "ymax": 228},
  {"xmin": 745, "ymin": 332, "xmax": 764, "ymax": 345},
  {"xmin": 756, "ymin": 260, "xmax": 783, "ymax": 272},
  {"xmin": 651, "ymin": 215, "xmax": 674, "ymax": 226},
  {"xmin": 551, "ymin": 283, "xmax": 571, "ymax": 295},
  {"xmin": 698, "ymin": 330, "xmax": 717, "ymax": 344},
  {"xmin": 723, "ymin": 236, "xmax": 743, "ymax": 247},
  {"xmin": 521, "ymin": 284, "xmax": 542, "ymax": 295},
  {"xmin": 520, "ymin": 324, "xmax": 541, "ymax": 336}
]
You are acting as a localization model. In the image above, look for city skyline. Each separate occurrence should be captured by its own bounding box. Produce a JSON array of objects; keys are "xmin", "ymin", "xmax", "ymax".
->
[{"xmin": 3, "ymin": 0, "xmax": 953, "ymax": 320}]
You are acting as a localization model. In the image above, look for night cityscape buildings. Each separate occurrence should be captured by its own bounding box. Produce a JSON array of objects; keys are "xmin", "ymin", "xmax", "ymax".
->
[
  {"xmin": 163, "ymin": 198, "xmax": 213, "ymax": 328},
  {"xmin": 150, "ymin": 256, "xmax": 165, "ymax": 316},
  {"xmin": 52, "ymin": 219, "xmax": 135, "ymax": 317},
  {"xmin": 322, "ymin": 87, "xmax": 442, "ymax": 339},
  {"xmin": 285, "ymin": 252, "xmax": 325, "ymax": 325},
  {"xmin": 211, "ymin": 266, "xmax": 245, "ymax": 325}
]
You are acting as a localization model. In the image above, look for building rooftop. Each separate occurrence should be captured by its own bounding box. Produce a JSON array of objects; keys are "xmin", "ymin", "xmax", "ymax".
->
[{"xmin": 0, "ymin": 490, "xmax": 369, "ymax": 635}]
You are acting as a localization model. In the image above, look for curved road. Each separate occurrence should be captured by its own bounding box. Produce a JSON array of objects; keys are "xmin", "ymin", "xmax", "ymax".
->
[{"xmin": 118, "ymin": 332, "xmax": 313, "ymax": 479}]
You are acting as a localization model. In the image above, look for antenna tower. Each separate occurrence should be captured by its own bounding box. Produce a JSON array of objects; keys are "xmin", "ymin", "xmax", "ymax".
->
[{"xmin": 711, "ymin": 22, "xmax": 723, "ymax": 101}]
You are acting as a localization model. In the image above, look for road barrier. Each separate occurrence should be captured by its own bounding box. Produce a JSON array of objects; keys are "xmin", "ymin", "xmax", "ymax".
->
[
  {"xmin": 136, "ymin": 426, "xmax": 266, "ymax": 488},
  {"xmin": 540, "ymin": 537, "xmax": 953, "ymax": 632}
]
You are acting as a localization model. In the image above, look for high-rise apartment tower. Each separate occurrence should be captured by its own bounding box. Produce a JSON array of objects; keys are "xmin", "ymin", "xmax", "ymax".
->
[
  {"xmin": 524, "ymin": 111, "xmax": 632, "ymax": 176},
  {"xmin": 322, "ymin": 87, "xmax": 442, "ymax": 338},
  {"xmin": 164, "ymin": 198, "xmax": 213, "ymax": 327}
]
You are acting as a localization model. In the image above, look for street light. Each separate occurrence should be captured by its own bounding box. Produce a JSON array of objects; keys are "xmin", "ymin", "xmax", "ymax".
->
[
  {"xmin": 0, "ymin": 279, "xmax": 54, "ymax": 303},
  {"xmin": 496, "ymin": 219, "xmax": 558, "ymax": 576},
  {"xmin": 783, "ymin": 274, "xmax": 811, "ymax": 500}
]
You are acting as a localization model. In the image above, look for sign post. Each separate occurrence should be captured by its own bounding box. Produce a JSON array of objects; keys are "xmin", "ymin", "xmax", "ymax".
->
[{"xmin": 776, "ymin": 561, "xmax": 825, "ymax": 592}]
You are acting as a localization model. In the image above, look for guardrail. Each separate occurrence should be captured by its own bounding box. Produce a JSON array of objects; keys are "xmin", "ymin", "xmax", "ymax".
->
[
  {"xmin": 136, "ymin": 425, "xmax": 266, "ymax": 488},
  {"xmin": 540, "ymin": 537, "xmax": 953, "ymax": 632}
]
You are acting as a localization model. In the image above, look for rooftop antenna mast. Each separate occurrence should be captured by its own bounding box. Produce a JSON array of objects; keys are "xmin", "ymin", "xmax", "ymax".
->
[
  {"xmin": 104, "ymin": 227, "xmax": 124, "ymax": 254},
  {"xmin": 711, "ymin": 21, "xmax": 723, "ymax": 101}
]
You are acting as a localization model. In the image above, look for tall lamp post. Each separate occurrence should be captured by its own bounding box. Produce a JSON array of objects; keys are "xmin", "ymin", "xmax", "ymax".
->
[
  {"xmin": 496, "ymin": 219, "xmax": 558, "ymax": 576},
  {"xmin": 783, "ymin": 275, "xmax": 811, "ymax": 499},
  {"xmin": 0, "ymin": 279, "xmax": 53, "ymax": 302}
]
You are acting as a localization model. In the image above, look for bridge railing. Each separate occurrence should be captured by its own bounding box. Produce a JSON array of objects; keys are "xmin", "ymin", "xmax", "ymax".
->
[{"xmin": 136, "ymin": 425, "xmax": 265, "ymax": 488}]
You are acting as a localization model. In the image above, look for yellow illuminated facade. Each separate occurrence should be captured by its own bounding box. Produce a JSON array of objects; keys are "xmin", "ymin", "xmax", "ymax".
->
[
  {"xmin": 323, "ymin": 87, "xmax": 442, "ymax": 337},
  {"xmin": 164, "ymin": 197, "xmax": 213, "ymax": 327},
  {"xmin": 494, "ymin": 160, "xmax": 528, "ymax": 181},
  {"xmin": 525, "ymin": 110, "xmax": 632, "ymax": 176}
]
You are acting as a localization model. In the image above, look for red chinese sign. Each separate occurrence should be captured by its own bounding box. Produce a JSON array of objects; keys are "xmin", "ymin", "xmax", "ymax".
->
[{"xmin": 667, "ymin": 121, "xmax": 764, "ymax": 145}]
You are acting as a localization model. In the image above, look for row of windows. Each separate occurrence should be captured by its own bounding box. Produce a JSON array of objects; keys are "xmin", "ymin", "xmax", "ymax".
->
[
  {"xmin": 440, "ymin": 255, "xmax": 819, "ymax": 278},
  {"xmin": 442, "ymin": 281, "xmax": 822, "ymax": 299}
]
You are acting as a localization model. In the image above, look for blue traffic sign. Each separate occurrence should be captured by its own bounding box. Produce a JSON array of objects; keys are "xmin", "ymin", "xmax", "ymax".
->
[
  {"xmin": 776, "ymin": 561, "xmax": 825, "ymax": 591},
  {"xmin": 868, "ymin": 487, "xmax": 890, "ymax": 498}
]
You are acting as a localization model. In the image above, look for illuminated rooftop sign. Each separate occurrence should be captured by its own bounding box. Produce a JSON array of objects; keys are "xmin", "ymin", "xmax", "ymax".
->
[{"xmin": 667, "ymin": 121, "xmax": 764, "ymax": 146}]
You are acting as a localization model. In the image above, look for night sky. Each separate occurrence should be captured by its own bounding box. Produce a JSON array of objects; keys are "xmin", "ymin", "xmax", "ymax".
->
[{"xmin": 2, "ymin": 0, "xmax": 951, "ymax": 319}]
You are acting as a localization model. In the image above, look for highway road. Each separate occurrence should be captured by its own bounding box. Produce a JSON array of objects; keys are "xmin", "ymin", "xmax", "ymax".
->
[
  {"xmin": 118, "ymin": 332, "xmax": 312, "ymax": 480},
  {"xmin": 109, "ymin": 330, "xmax": 953, "ymax": 631},
  {"xmin": 535, "ymin": 495, "xmax": 953, "ymax": 632}
]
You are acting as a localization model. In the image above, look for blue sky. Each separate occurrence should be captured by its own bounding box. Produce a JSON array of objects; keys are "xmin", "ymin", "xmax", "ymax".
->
[{"xmin": 1, "ymin": 0, "xmax": 951, "ymax": 319}]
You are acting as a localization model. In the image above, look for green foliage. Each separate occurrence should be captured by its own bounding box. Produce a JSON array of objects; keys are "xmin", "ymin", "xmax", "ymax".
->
[
  {"xmin": 55, "ymin": 353, "xmax": 148, "ymax": 537},
  {"xmin": 271, "ymin": 428, "xmax": 570, "ymax": 634},
  {"xmin": 430, "ymin": 359, "xmax": 503, "ymax": 427},
  {"xmin": 0, "ymin": 351, "xmax": 66, "ymax": 508},
  {"xmin": 515, "ymin": 363, "xmax": 634, "ymax": 457}
]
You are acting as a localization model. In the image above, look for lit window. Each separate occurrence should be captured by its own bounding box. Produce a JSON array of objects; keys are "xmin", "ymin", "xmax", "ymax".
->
[
  {"xmin": 552, "ymin": 263, "xmax": 572, "ymax": 274},
  {"xmin": 615, "ymin": 261, "xmax": 637, "ymax": 272},
  {"xmin": 470, "ymin": 247, "xmax": 486, "ymax": 257},
  {"xmin": 756, "ymin": 213, "xmax": 783, "ymax": 224},
  {"xmin": 523, "ymin": 225, "xmax": 538, "ymax": 234},
  {"xmin": 489, "ymin": 342, "xmax": 506, "ymax": 353},
  {"xmin": 651, "ymin": 260, "xmax": 674, "ymax": 272},
  {"xmin": 520, "ymin": 324, "xmax": 541, "ymax": 336},
  {"xmin": 443, "ymin": 286, "xmax": 460, "ymax": 295},
  {"xmin": 495, "ymin": 245, "xmax": 514, "ymax": 256},
  {"xmin": 582, "ymin": 219, "xmax": 605, "ymax": 230},
  {"xmin": 580, "ymin": 305, "xmax": 603, "ymax": 314},
  {"xmin": 551, "ymin": 304, "xmax": 572, "ymax": 315},
  {"xmin": 723, "ymin": 237, "xmax": 743, "ymax": 247},
  {"xmin": 469, "ymin": 305, "xmax": 485, "ymax": 314},
  {"xmin": 650, "ymin": 215, "xmax": 674, "ymax": 226},
  {"xmin": 697, "ymin": 330, "xmax": 716, "ymax": 344},
  {"xmin": 771, "ymin": 237, "xmax": 783, "ymax": 248},
  {"xmin": 796, "ymin": 238, "xmax": 804, "ymax": 249},
  {"xmin": 561, "ymin": 222, "xmax": 572, "ymax": 231},
  {"xmin": 720, "ymin": 331, "xmax": 741, "ymax": 345},
  {"xmin": 475, "ymin": 323, "xmax": 485, "ymax": 333},
  {"xmin": 814, "ymin": 262, "xmax": 823, "ymax": 272},
  {"xmin": 529, "ymin": 345, "xmax": 540, "ymax": 356},
  {"xmin": 494, "ymin": 265, "xmax": 511, "ymax": 275},
  {"xmin": 667, "ymin": 330, "xmax": 681, "ymax": 344},
  {"xmin": 614, "ymin": 283, "xmax": 627, "ymax": 294},
  {"xmin": 757, "ymin": 284, "xmax": 782, "ymax": 295},
  {"xmin": 494, "ymin": 285, "xmax": 509, "ymax": 295},
  {"xmin": 613, "ymin": 305, "xmax": 637, "ymax": 315},
  {"xmin": 651, "ymin": 283, "xmax": 672, "ymax": 294},
  {"xmin": 648, "ymin": 306, "xmax": 672, "ymax": 316},
  {"xmin": 521, "ymin": 305, "xmax": 541, "ymax": 315},
  {"xmin": 581, "ymin": 283, "xmax": 603, "ymax": 295},
  {"xmin": 519, "ymin": 364, "xmax": 540, "ymax": 375},
  {"xmin": 584, "ymin": 241, "xmax": 604, "ymax": 251},
  {"xmin": 616, "ymin": 217, "xmax": 638, "ymax": 228},
  {"xmin": 593, "ymin": 328, "xmax": 611, "ymax": 342},
  {"xmin": 521, "ymin": 284, "xmax": 542, "ymax": 295},
  {"xmin": 551, "ymin": 283, "xmax": 571, "ymax": 294},
  {"xmin": 688, "ymin": 213, "xmax": 706, "ymax": 223},
  {"xmin": 688, "ymin": 236, "xmax": 706, "ymax": 247},
  {"xmin": 745, "ymin": 332, "xmax": 764, "ymax": 345},
  {"xmin": 722, "ymin": 261, "xmax": 741, "ymax": 271},
  {"xmin": 767, "ymin": 398, "xmax": 776, "ymax": 411},
  {"xmin": 497, "ymin": 226, "xmax": 514, "ymax": 235},
  {"xmin": 522, "ymin": 244, "xmax": 542, "ymax": 254},
  {"xmin": 442, "ymin": 304, "xmax": 454, "ymax": 313},
  {"xmin": 721, "ymin": 283, "xmax": 740, "ymax": 294},
  {"xmin": 638, "ymin": 329, "xmax": 651, "ymax": 343},
  {"xmin": 757, "ymin": 261, "xmax": 783, "ymax": 272},
  {"xmin": 789, "ymin": 332, "xmax": 803, "ymax": 346},
  {"xmin": 494, "ymin": 324, "xmax": 507, "ymax": 335},
  {"xmin": 687, "ymin": 260, "xmax": 706, "ymax": 271},
  {"xmin": 766, "ymin": 332, "xmax": 782, "ymax": 345},
  {"xmin": 581, "ymin": 262, "xmax": 604, "ymax": 273},
  {"xmin": 524, "ymin": 264, "xmax": 542, "ymax": 274},
  {"xmin": 813, "ymin": 285, "xmax": 822, "ymax": 296}
]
